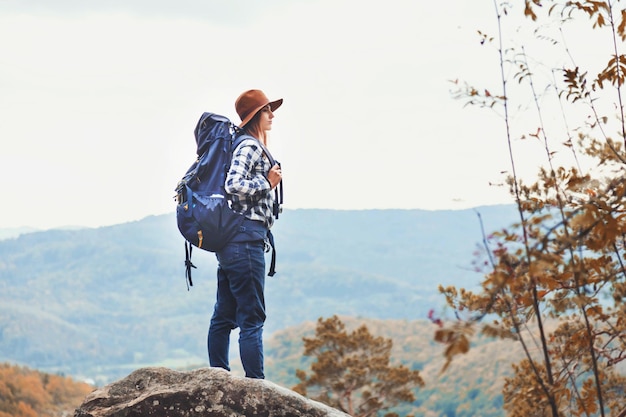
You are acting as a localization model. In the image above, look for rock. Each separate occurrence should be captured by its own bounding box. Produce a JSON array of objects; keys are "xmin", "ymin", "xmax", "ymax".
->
[{"xmin": 74, "ymin": 367, "xmax": 351, "ymax": 417}]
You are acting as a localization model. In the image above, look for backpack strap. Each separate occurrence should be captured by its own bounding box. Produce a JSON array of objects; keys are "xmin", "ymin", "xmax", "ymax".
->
[
  {"xmin": 257, "ymin": 141, "xmax": 283, "ymax": 219},
  {"xmin": 233, "ymin": 133, "xmax": 282, "ymax": 277},
  {"xmin": 184, "ymin": 241, "xmax": 196, "ymax": 290},
  {"xmin": 256, "ymin": 139, "xmax": 281, "ymax": 276},
  {"xmin": 234, "ymin": 134, "xmax": 284, "ymax": 219},
  {"xmin": 267, "ymin": 230, "xmax": 277, "ymax": 277},
  {"xmin": 234, "ymin": 134, "xmax": 276, "ymax": 164}
]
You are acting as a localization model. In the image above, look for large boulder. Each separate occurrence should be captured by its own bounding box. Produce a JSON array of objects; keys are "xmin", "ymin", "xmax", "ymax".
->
[{"xmin": 74, "ymin": 367, "xmax": 351, "ymax": 417}]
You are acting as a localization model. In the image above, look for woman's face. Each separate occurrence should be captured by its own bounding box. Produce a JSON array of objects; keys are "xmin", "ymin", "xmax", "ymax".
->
[{"xmin": 258, "ymin": 105, "xmax": 274, "ymax": 132}]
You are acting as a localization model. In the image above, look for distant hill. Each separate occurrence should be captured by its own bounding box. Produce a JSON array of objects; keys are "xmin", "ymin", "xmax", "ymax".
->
[
  {"xmin": 0, "ymin": 206, "xmax": 519, "ymax": 386},
  {"xmin": 0, "ymin": 225, "xmax": 88, "ymax": 240},
  {"xmin": 0, "ymin": 226, "xmax": 39, "ymax": 240}
]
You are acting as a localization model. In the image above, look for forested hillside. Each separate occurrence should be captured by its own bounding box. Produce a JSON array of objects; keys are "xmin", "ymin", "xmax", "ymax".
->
[
  {"xmin": 0, "ymin": 363, "xmax": 93, "ymax": 417},
  {"xmin": 0, "ymin": 206, "xmax": 518, "ymax": 387}
]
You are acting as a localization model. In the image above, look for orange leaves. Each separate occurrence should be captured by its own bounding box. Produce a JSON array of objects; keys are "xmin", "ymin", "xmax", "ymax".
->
[
  {"xmin": 482, "ymin": 323, "xmax": 519, "ymax": 341},
  {"xmin": 295, "ymin": 316, "xmax": 423, "ymax": 417},
  {"xmin": 596, "ymin": 54, "xmax": 626, "ymax": 88},
  {"xmin": 524, "ymin": 0, "xmax": 542, "ymax": 21},
  {"xmin": 566, "ymin": 1, "xmax": 610, "ymax": 28},
  {"xmin": 14, "ymin": 404, "xmax": 36, "ymax": 417},
  {"xmin": 577, "ymin": 378, "xmax": 600, "ymax": 415},
  {"xmin": 562, "ymin": 67, "xmax": 589, "ymax": 102},
  {"xmin": 569, "ymin": 203, "xmax": 624, "ymax": 251},
  {"xmin": 0, "ymin": 364, "xmax": 92, "ymax": 417},
  {"xmin": 434, "ymin": 322, "xmax": 475, "ymax": 373},
  {"xmin": 585, "ymin": 304, "xmax": 605, "ymax": 319},
  {"xmin": 528, "ymin": 257, "xmax": 558, "ymax": 279},
  {"xmin": 619, "ymin": 9, "xmax": 626, "ymax": 40},
  {"xmin": 442, "ymin": 0, "xmax": 626, "ymax": 413}
]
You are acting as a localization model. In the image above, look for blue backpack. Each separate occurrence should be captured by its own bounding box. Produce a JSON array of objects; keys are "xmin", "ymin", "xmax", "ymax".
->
[{"xmin": 175, "ymin": 112, "xmax": 282, "ymax": 289}]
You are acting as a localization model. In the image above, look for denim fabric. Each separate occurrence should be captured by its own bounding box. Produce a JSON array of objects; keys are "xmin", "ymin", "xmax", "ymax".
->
[
  {"xmin": 208, "ymin": 239, "xmax": 266, "ymax": 379},
  {"xmin": 230, "ymin": 219, "xmax": 269, "ymax": 244}
]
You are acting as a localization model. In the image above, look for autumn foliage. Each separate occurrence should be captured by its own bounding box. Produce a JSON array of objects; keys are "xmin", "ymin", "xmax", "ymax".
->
[
  {"xmin": 0, "ymin": 363, "xmax": 93, "ymax": 417},
  {"xmin": 293, "ymin": 315, "xmax": 423, "ymax": 417},
  {"xmin": 438, "ymin": 1, "xmax": 626, "ymax": 416}
]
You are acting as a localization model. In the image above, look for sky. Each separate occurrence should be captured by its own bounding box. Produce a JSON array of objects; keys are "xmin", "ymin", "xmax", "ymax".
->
[{"xmin": 0, "ymin": 0, "xmax": 595, "ymax": 229}]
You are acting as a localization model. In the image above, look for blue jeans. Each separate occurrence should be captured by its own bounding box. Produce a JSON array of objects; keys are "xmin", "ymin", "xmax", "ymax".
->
[{"xmin": 208, "ymin": 240, "xmax": 266, "ymax": 378}]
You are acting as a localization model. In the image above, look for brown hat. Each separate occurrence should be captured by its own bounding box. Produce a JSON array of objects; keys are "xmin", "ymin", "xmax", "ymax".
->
[{"xmin": 235, "ymin": 89, "xmax": 283, "ymax": 128}]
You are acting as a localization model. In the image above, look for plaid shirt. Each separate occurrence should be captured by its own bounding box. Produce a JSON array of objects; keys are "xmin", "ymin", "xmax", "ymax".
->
[{"xmin": 225, "ymin": 138, "xmax": 276, "ymax": 228}]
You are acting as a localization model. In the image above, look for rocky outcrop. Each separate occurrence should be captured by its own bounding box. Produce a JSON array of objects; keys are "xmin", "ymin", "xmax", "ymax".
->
[{"xmin": 74, "ymin": 367, "xmax": 351, "ymax": 417}]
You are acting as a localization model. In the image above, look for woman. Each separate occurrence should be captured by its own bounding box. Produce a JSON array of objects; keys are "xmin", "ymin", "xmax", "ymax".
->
[{"xmin": 207, "ymin": 89, "xmax": 283, "ymax": 379}]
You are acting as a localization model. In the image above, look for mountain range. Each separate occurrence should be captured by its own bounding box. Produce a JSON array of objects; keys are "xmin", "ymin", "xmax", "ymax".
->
[{"xmin": 0, "ymin": 205, "xmax": 520, "ymax": 387}]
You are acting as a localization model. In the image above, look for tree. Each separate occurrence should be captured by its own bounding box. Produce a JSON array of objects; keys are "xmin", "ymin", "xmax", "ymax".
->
[
  {"xmin": 436, "ymin": 1, "xmax": 626, "ymax": 416},
  {"xmin": 293, "ymin": 315, "xmax": 424, "ymax": 417},
  {"xmin": 0, "ymin": 363, "xmax": 93, "ymax": 417}
]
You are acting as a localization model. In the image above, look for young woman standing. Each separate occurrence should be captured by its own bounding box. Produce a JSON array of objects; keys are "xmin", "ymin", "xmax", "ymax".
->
[{"xmin": 207, "ymin": 89, "xmax": 283, "ymax": 379}]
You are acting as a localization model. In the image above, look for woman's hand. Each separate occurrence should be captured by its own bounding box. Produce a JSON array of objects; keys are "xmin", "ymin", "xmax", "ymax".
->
[{"xmin": 267, "ymin": 164, "xmax": 282, "ymax": 189}]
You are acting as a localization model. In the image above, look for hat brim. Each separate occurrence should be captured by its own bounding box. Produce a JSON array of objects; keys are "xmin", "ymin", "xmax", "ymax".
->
[{"xmin": 239, "ymin": 98, "xmax": 283, "ymax": 128}]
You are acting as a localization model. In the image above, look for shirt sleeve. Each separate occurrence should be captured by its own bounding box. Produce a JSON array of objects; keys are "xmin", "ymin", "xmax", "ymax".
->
[{"xmin": 225, "ymin": 139, "xmax": 271, "ymax": 197}]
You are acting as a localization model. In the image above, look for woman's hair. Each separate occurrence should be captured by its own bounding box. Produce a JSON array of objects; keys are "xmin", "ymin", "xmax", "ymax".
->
[{"xmin": 243, "ymin": 107, "xmax": 266, "ymax": 142}]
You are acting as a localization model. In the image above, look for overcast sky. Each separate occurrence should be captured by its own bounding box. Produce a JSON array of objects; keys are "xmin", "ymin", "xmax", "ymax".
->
[{"xmin": 1, "ymin": 1, "xmax": 588, "ymax": 229}]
